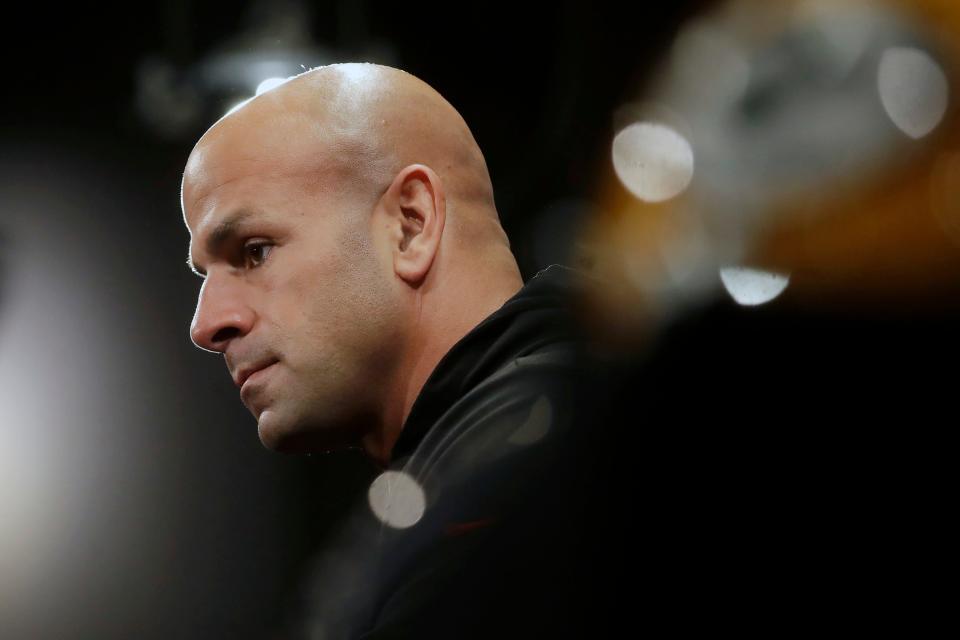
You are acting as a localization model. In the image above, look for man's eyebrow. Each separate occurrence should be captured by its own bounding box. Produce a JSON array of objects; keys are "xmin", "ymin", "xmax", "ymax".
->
[{"xmin": 186, "ymin": 209, "xmax": 257, "ymax": 277}]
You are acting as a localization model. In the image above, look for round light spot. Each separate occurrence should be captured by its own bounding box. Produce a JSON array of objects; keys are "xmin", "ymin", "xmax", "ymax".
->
[
  {"xmin": 367, "ymin": 470, "xmax": 426, "ymax": 529},
  {"xmin": 612, "ymin": 122, "xmax": 695, "ymax": 203},
  {"xmin": 255, "ymin": 76, "xmax": 288, "ymax": 95},
  {"xmin": 719, "ymin": 266, "xmax": 791, "ymax": 306},
  {"xmin": 877, "ymin": 47, "xmax": 949, "ymax": 140}
]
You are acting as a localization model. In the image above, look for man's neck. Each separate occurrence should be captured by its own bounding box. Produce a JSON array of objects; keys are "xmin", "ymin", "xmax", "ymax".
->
[{"xmin": 362, "ymin": 257, "xmax": 523, "ymax": 469}]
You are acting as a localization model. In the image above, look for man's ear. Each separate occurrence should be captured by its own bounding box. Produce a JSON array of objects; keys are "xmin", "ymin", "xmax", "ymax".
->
[{"xmin": 381, "ymin": 163, "xmax": 446, "ymax": 286}]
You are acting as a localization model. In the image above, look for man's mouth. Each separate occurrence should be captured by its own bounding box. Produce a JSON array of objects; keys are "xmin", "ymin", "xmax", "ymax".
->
[{"xmin": 235, "ymin": 359, "xmax": 279, "ymax": 388}]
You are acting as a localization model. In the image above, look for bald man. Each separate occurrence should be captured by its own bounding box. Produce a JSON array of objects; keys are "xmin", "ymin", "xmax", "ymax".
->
[{"xmin": 181, "ymin": 63, "xmax": 603, "ymax": 638}]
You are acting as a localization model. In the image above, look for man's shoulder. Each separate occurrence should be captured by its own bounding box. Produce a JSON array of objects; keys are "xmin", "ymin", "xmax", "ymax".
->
[
  {"xmin": 365, "ymin": 345, "xmax": 598, "ymax": 638},
  {"xmin": 301, "ymin": 340, "xmax": 608, "ymax": 639},
  {"xmin": 398, "ymin": 340, "xmax": 589, "ymax": 482}
]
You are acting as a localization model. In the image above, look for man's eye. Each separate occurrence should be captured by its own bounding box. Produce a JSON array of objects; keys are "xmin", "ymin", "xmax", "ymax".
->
[{"xmin": 243, "ymin": 241, "xmax": 273, "ymax": 268}]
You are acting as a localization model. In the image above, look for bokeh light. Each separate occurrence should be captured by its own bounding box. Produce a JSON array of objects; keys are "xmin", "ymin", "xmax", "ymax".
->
[
  {"xmin": 612, "ymin": 122, "xmax": 694, "ymax": 203},
  {"xmin": 719, "ymin": 266, "xmax": 791, "ymax": 306},
  {"xmin": 878, "ymin": 46, "xmax": 949, "ymax": 139},
  {"xmin": 367, "ymin": 470, "xmax": 426, "ymax": 529}
]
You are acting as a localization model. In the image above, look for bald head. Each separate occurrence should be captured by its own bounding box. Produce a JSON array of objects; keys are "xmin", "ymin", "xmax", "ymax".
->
[
  {"xmin": 183, "ymin": 63, "xmax": 506, "ymax": 251},
  {"xmin": 181, "ymin": 63, "xmax": 523, "ymax": 464}
]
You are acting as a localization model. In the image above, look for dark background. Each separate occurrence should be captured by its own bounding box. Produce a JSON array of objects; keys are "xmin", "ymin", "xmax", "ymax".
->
[{"xmin": 0, "ymin": 1, "xmax": 951, "ymax": 638}]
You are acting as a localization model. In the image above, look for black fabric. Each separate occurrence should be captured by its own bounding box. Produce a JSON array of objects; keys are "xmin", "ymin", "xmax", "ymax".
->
[
  {"xmin": 298, "ymin": 264, "xmax": 610, "ymax": 638},
  {"xmin": 294, "ymin": 261, "xmax": 952, "ymax": 638},
  {"xmin": 390, "ymin": 262, "xmax": 589, "ymax": 462}
]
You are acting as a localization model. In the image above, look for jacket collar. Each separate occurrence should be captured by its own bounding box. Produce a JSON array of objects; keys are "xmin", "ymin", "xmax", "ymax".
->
[{"xmin": 389, "ymin": 264, "xmax": 586, "ymax": 463}]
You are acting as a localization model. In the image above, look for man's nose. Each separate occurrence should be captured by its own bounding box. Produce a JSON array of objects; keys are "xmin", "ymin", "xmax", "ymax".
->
[{"xmin": 189, "ymin": 277, "xmax": 254, "ymax": 353}]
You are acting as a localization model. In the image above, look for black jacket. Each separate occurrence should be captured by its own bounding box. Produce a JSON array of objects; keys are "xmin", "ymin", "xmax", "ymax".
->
[
  {"xmin": 299, "ymin": 264, "xmax": 609, "ymax": 638},
  {"xmin": 298, "ymin": 259, "xmax": 945, "ymax": 638}
]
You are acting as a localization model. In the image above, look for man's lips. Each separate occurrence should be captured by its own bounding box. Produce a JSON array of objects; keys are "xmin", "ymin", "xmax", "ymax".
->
[{"xmin": 234, "ymin": 359, "xmax": 278, "ymax": 388}]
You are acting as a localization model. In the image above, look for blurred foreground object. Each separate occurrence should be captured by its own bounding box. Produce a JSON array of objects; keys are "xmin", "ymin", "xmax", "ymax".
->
[
  {"xmin": 134, "ymin": 0, "xmax": 396, "ymax": 139},
  {"xmin": 576, "ymin": 0, "xmax": 960, "ymax": 352}
]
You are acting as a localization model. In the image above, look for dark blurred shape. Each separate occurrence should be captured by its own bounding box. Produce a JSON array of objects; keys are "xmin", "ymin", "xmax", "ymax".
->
[
  {"xmin": 134, "ymin": 0, "xmax": 397, "ymax": 140},
  {"xmin": 578, "ymin": 0, "xmax": 960, "ymax": 355},
  {"xmin": 531, "ymin": 198, "xmax": 595, "ymax": 271}
]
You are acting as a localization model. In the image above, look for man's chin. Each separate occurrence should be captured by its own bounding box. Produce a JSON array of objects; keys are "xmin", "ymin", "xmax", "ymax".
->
[
  {"xmin": 256, "ymin": 411, "xmax": 351, "ymax": 454},
  {"xmin": 258, "ymin": 416, "xmax": 306, "ymax": 454}
]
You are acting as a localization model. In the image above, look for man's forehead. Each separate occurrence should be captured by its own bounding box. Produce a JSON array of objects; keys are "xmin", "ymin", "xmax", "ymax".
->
[
  {"xmin": 180, "ymin": 73, "xmax": 371, "ymax": 247},
  {"xmin": 183, "ymin": 164, "xmax": 287, "ymax": 238},
  {"xmin": 182, "ymin": 115, "xmax": 291, "ymax": 260},
  {"xmin": 182, "ymin": 127, "xmax": 264, "ymax": 215},
  {"xmin": 182, "ymin": 115, "xmax": 342, "ymax": 224}
]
